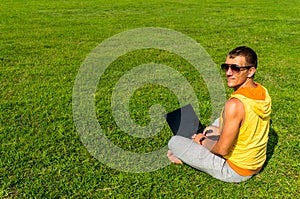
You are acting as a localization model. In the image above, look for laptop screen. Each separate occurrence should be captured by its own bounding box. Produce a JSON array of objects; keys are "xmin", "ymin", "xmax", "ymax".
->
[{"xmin": 165, "ymin": 104, "xmax": 205, "ymax": 138}]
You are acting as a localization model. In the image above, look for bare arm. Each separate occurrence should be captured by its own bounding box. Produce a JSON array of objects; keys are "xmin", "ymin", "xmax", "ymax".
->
[{"xmin": 202, "ymin": 98, "xmax": 245, "ymax": 156}]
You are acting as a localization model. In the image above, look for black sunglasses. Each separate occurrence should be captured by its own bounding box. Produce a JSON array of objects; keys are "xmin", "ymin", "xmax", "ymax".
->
[{"xmin": 221, "ymin": 64, "xmax": 253, "ymax": 73}]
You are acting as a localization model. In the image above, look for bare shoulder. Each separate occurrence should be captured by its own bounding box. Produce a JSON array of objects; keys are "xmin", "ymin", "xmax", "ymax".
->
[
  {"xmin": 226, "ymin": 98, "xmax": 244, "ymax": 108},
  {"xmin": 224, "ymin": 98, "xmax": 245, "ymax": 116}
]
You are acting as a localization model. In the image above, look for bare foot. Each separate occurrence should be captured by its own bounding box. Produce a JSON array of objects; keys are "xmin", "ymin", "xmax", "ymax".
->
[{"xmin": 167, "ymin": 150, "xmax": 183, "ymax": 164}]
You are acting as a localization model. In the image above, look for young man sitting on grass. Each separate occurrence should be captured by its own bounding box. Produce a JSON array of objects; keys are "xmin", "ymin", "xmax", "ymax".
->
[{"xmin": 167, "ymin": 46, "xmax": 272, "ymax": 183}]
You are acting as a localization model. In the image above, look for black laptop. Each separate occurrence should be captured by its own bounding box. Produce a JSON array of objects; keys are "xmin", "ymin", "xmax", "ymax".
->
[
  {"xmin": 165, "ymin": 104, "xmax": 205, "ymax": 138},
  {"xmin": 165, "ymin": 104, "xmax": 219, "ymax": 141}
]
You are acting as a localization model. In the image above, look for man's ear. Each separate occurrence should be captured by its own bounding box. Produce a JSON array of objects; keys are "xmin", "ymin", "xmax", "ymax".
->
[{"xmin": 248, "ymin": 67, "xmax": 256, "ymax": 78}]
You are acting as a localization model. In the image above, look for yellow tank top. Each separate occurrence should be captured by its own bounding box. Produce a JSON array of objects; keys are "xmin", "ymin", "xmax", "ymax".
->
[{"xmin": 222, "ymin": 84, "xmax": 272, "ymax": 176}]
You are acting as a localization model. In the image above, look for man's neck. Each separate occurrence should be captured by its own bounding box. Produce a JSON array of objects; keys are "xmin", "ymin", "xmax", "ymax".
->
[{"xmin": 233, "ymin": 78, "xmax": 256, "ymax": 91}]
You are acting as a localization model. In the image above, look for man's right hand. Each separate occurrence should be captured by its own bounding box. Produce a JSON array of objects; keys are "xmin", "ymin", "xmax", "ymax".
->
[{"xmin": 202, "ymin": 126, "xmax": 220, "ymax": 136}]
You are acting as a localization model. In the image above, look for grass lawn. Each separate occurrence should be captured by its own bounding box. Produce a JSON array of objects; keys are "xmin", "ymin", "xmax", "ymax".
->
[{"xmin": 0, "ymin": 0, "xmax": 299, "ymax": 198}]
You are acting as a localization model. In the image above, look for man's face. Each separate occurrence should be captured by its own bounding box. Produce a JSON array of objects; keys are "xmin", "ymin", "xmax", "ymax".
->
[{"xmin": 224, "ymin": 55, "xmax": 254, "ymax": 90}]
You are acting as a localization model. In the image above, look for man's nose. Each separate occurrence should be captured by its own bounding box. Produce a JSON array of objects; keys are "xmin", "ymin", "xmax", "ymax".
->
[{"xmin": 225, "ymin": 67, "xmax": 233, "ymax": 75}]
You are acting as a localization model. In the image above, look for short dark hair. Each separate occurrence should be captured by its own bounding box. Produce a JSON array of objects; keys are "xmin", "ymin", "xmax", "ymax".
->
[{"xmin": 228, "ymin": 46, "xmax": 258, "ymax": 68}]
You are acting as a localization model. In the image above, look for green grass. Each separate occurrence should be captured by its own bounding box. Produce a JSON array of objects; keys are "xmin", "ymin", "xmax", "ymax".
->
[{"xmin": 0, "ymin": 0, "xmax": 299, "ymax": 198}]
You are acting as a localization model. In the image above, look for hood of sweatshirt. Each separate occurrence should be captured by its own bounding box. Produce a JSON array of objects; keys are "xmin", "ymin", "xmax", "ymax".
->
[{"xmin": 231, "ymin": 83, "xmax": 272, "ymax": 119}]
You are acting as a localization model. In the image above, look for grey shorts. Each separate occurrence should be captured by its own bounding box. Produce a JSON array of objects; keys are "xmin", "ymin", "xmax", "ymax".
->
[{"xmin": 168, "ymin": 135, "xmax": 253, "ymax": 183}]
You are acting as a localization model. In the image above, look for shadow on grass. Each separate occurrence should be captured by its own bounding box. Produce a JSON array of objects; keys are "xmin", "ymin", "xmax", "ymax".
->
[{"xmin": 261, "ymin": 125, "xmax": 278, "ymax": 172}]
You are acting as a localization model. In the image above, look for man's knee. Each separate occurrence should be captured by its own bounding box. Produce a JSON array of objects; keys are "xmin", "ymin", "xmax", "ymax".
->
[
  {"xmin": 168, "ymin": 136, "xmax": 188, "ymax": 160},
  {"xmin": 168, "ymin": 135, "xmax": 181, "ymax": 151},
  {"xmin": 168, "ymin": 135, "xmax": 193, "ymax": 157}
]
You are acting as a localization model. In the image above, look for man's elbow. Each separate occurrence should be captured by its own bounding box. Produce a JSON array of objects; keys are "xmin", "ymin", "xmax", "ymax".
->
[
  {"xmin": 210, "ymin": 142, "xmax": 231, "ymax": 156},
  {"xmin": 217, "ymin": 148, "xmax": 231, "ymax": 156}
]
